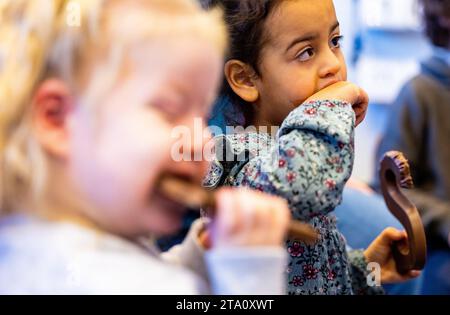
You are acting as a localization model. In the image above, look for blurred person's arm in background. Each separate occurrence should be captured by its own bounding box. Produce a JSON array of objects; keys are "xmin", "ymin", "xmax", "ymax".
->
[
  {"xmin": 374, "ymin": 78, "xmax": 450, "ymax": 248},
  {"xmin": 402, "ymin": 189, "xmax": 450, "ymax": 247}
]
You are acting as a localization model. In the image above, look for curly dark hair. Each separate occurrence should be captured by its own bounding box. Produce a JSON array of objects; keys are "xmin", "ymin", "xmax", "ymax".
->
[
  {"xmin": 200, "ymin": 0, "xmax": 284, "ymax": 126},
  {"xmin": 419, "ymin": 0, "xmax": 450, "ymax": 48}
]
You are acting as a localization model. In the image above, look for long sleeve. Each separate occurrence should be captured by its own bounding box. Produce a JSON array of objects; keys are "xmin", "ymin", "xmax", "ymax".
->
[
  {"xmin": 348, "ymin": 250, "xmax": 385, "ymax": 295},
  {"xmin": 233, "ymin": 100, "xmax": 355, "ymax": 221}
]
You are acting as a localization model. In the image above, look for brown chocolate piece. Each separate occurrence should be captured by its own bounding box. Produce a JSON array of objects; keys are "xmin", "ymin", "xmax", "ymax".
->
[
  {"xmin": 158, "ymin": 175, "xmax": 319, "ymax": 245},
  {"xmin": 379, "ymin": 151, "xmax": 427, "ymax": 274}
]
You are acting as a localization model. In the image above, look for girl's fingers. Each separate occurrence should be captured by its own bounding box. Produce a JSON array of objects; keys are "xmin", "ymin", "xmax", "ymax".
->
[
  {"xmin": 236, "ymin": 188, "xmax": 259, "ymax": 241},
  {"xmin": 215, "ymin": 189, "xmax": 240, "ymax": 241},
  {"xmin": 383, "ymin": 227, "xmax": 407, "ymax": 242},
  {"xmin": 357, "ymin": 87, "xmax": 369, "ymax": 107},
  {"xmin": 237, "ymin": 190, "xmax": 255, "ymax": 244},
  {"xmin": 213, "ymin": 188, "xmax": 290, "ymax": 247},
  {"xmin": 242, "ymin": 190, "xmax": 289, "ymax": 245},
  {"xmin": 272, "ymin": 197, "xmax": 290, "ymax": 240},
  {"xmin": 394, "ymin": 270, "xmax": 421, "ymax": 283},
  {"xmin": 353, "ymin": 89, "xmax": 368, "ymax": 126}
]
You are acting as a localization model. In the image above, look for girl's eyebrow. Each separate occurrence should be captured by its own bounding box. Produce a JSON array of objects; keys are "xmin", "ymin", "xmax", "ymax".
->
[{"xmin": 285, "ymin": 21, "xmax": 340, "ymax": 53}]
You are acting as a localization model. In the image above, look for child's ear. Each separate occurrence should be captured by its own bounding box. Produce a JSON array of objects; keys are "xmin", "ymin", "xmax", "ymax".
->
[
  {"xmin": 224, "ymin": 59, "xmax": 259, "ymax": 103},
  {"xmin": 32, "ymin": 79, "xmax": 73, "ymax": 160}
]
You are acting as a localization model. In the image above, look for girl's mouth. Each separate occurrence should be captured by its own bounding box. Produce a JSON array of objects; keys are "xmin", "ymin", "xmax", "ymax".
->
[
  {"xmin": 152, "ymin": 187, "xmax": 187, "ymax": 213},
  {"xmin": 152, "ymin": 172, "xmax": 204, "ymax": 216},
  {"xmin": 157, "ymin": 173, "xmax": 215, "ymax": 210}
]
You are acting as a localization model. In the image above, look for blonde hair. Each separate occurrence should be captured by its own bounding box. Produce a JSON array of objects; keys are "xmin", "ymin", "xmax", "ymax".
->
[{"xmin": 0, "ymin": 0, "xmax": 227, "ymax": 214}]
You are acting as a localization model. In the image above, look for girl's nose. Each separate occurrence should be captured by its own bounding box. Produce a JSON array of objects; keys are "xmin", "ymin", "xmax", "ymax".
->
[
  {"xmin": 318, "ymin": 48, "xmax": 342, "ymax": 79},
  {"xmin": 192, "ymin": 117, "xmax": 211, "ymax": 160},
  {"xmin": 170, "ymin": 115, "xmax": 210, "ymax": 163},
  {"xmin": 170, "ymin": 116, "xmax": 211, "ymax": 183},
  {"xmin": 178, "ymin": 116, "xmax": 211, "ymax": 165}
]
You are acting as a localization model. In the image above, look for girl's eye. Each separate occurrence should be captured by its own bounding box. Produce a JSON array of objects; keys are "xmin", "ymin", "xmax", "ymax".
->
[
  {"xmin": 297, "ymin": 48, "xmax": 314, "ymax": 62},
  {"xmin": 330, "ymin": 35, "xmax": 343, "ymax": 49}
]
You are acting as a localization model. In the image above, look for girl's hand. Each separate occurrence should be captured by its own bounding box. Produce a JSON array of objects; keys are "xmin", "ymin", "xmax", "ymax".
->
[
  {"xmin": 306, "ymin": 81, "xmax": 369, "ymax": 126},
  {"xmin": 206, "ymin": 188, "xmax": 290, "ymax": 248},
  {"xmin": 364, "ymin": 227, "xmax": 421, "ymax": 284}
]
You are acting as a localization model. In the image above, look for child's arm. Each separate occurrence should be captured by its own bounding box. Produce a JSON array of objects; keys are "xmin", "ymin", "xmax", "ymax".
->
[
  {"xmin": 233, "ymin": 99, "xmax": 356, "ymax": 219},
  {"xmin": 228, "ymin": 82, "xmax": 368, "ymax": 218}
]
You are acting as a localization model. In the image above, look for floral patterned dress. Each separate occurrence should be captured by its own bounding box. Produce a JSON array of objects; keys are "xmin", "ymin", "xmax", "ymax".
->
[{"xmin": 203, "ymin": 100, "xmax": 384, "ymax": 295}]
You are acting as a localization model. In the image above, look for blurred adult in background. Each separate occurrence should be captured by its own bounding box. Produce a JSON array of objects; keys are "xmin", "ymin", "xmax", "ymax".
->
[{"xmin": 375, "ymin": 0, "xmax": 450, "ymax": 294}]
